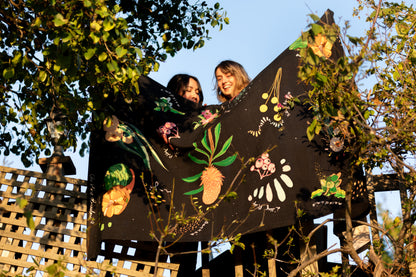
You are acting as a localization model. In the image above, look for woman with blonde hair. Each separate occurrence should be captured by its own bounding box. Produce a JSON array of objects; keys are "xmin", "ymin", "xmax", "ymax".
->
[{"xmin": 214, "ymin": 60, "xmax": 250, "ymax": 102}]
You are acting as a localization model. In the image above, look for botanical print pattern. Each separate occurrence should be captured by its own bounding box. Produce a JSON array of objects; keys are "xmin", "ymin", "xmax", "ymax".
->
[
  {"xmin": 193, "ymin": 109, "xmax": 219, "ymax": 129},
  {"xmin": 250, "ymin": 153, "xmax": 276, "ymax": 180},
  {"xmin": 248, "ymin": 157, "xmax": 293, "ymax": 203},
  {"xmin": 247, "ymin": 117, "xmax": 280, "ymax": 137},
  {"xmin": 88, "ymin": 11, "xmax": 370, "ymax": 249},
  {"xmin": 249, "ymin": 68, "xmax": 298, "ymax": 137},
  {"xmin": 101, "ymin": 163, "xmax": 135, "ymax": 218},
  {"xmin": 104, "ymin": 115, "xmax": 166, "ymax": 171},
  {"xmin": 154, "ymin": 97, "xmax": 185, "ymax": 115},
  {"xmin": 329, "ymin": 127, "xmax": 345, "ymax": 152},
  {"xmin": 182, "ymin": 123, "xmax": 237, "ymax": 205},
  {"xmin": 311, "ymin": 172, "xmax": 345, "ymax": 199},
  {"xmin": 157, "ymin": 122, "xmax": 180, "ymax": 149}
]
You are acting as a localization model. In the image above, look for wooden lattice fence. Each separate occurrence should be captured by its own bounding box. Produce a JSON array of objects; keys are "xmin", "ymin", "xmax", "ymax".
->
[{"xmin": 0, "ymin": 166, "xmax": 179, "ymax": 276}]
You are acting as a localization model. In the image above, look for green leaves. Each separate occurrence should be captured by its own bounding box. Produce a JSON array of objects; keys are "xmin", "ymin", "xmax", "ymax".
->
[
  {"xmin": 103, "ymin": 18, "xmax": 115, "ymax": 31},
  {"xmin": 53, "ymin": 13, "xmax": 68, "ymax": 27},
  {"xmin": 289, "ymin": 37, "xmax": 308, "ymax": 50},
  {"xmin": 115, "ymin": 46, "xmax": 127, "ymax": 58},
  {"xmin": 0, "ymin": 0, "xmax": 229, "ymax": 167},
  {"xmin": 213, "ymin": 154, "xmax": 237, "ymax": 167},
  {"xmin": 84, "ymin": 48, "xmax": 96, "ymax": 60},
  {"xmin": 306, "ymin": 119, "xmax": 322, "ymax": 141},
  {"xmin": 38, "ymin": 70, "xmax": 48, "ymax": 82},
  {"xmin": 17, "ymin": 197, "xmax": 35, "ymax": 230},
  {"xmin": 183, "ymin": 185, "xmax": 204, "ymax": 195},
  {"xmin": 311, "ymin": 23, "xmax": 324, "ymax": 35},
  {"xmin": 183, "ymin": 172, "xmax": 203, "ymax": 183},
  {"xmin": 2, "ymin": 68, "xmax": 14, "ymax": 79}
]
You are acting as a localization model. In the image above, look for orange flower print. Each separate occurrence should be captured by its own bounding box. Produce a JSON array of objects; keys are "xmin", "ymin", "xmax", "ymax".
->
[
  {"xmin": 309, "ymin": 33, "xmax": 333, "ymax": 59},
  {"xmin": 102, "ymin": 185, "xmax": 131, "ymax": 217},
  {"xmin": 102, "ymin": 166, "xmax": 135, "ymax": 217}
]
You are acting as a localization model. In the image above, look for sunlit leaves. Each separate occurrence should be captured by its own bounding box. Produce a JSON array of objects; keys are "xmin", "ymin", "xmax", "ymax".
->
[
  {"xmin": 115, "ymin": 46, "xmax": 127, "ymax": 58},
  {"xmin": 84, "ymin": 48, "xmax": 96, "ymax": 60},
  {"xmin": 103, "ymin": 18, "xmax": 115, "ymax": 31},
  {"xmin": 53, "ymin": 13, "xmax": 68, "ymax": 27},
  {"xmin": 2, "ymin": 68, "xmax": 14, "ymax": 79},
  {"xmin": 296, "ymin": 1, "xmax": 416, "ymax": 185},
  {"xmin": 0, "ymin": 0, "xmax": 228, "ymax": 167}
]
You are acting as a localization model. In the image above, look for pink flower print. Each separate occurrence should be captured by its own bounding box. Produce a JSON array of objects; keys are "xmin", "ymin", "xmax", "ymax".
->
[
  {"xmin": 201, "ymin": 110, "xmax": 212, "ymax": 118},
  {"xmin": 193, "ymin": 109, "xmax": 219, "ymax": 129},
  {"xmin": 201, "ymin": 110, "xmax": 218, "ymax": 125},
  {"xmin": 158, "ymin": 122, "xmax": 180, "ymax": 146},
  {"xmin": 250, "ymin": 152, "xmax": 276, "ymax": 180},
  {"xmin": 284, "ymin": 92, "xmax": 293, "ymax": 100}
]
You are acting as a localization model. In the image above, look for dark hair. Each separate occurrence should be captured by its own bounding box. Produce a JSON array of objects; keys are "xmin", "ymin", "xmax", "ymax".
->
[
  {"xmin": 167, "ymin": 74, "xmax": 204, "ymax": 104},
  {"xmin": 214, "ymin": 60, "xmax": 250, "ymax": 102}
]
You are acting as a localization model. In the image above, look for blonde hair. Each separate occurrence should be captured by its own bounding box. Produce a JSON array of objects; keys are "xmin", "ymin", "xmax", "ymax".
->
[{"xmin": 214, "ymin": 60, "xmax": 250, "ymax": 102}]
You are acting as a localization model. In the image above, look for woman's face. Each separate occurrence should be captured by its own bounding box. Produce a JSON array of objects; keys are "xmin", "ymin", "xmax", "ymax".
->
[
  {"xmin": 180, "ymin": 78, "xmax": 200, "ymax": 103},
  {"xmin": 215, "ymin": 68, "xmax": 237, "ymax": 99}
]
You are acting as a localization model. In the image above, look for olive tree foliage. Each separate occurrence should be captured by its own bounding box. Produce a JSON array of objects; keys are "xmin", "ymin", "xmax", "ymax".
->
[
  {"xmin": 291, "ymin": 0, "xmax": 416, "ymax": 275},
  {"xmin": 0, "ymin": 0, "xmax": 228, "ymax": 167}
]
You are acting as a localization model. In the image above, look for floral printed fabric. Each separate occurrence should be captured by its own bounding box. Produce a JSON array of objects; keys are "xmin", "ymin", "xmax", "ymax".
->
[{"xmin": 87, "ymin": 10, "xmax": 369, "ymax": 259}]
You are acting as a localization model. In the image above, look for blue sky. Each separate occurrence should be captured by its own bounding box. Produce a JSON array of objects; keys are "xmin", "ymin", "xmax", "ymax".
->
[{"xmin": 150, "ymin": 0, "xmax": 366, "ymax": 105}]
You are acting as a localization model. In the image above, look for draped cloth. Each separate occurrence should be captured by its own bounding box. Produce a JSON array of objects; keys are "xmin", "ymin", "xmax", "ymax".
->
[{"xmin": 87, "ymin": 10, "xmax": 369, "ymax": 258}]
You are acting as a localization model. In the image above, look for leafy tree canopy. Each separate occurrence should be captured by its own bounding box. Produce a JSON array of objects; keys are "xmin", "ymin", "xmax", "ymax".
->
[
  {"xmin": 0, "ymin": 0, "xmax": 228, "ymax": 166},
  {"xmin": 290, "ymin": 1, "xmax": 416, "ymax": 274},
  {"xmin": 295, "ymin": 1, "xmax": 416, "ymax": 176}
]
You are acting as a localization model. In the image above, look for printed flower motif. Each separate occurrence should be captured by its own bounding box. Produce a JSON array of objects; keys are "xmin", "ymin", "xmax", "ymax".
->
[
  {"xmin": 201, "ymin": 110, "xmax": 217, "ymax": 125},
  {"xmin": 201, "ymin": 166, "xmax": 224, "ymax": 205},
  {"xmin": 193, "ymin": 109, "xmax": 219, "ymax": 129},
  {"xmin": 158, "ymin": 122, "xmax": 180, "ymax": 147},
  {"xmin": 250, "ymin": 153, "xmax": 276, "ymax": 180},
  {"xmin": 154, "ymin": 97, "xmax": 185, "ymax": 115},
  {"xmin": 311, "ymin": 172, "xmax": 345, "ymax": 199},
  {"xmin": 102, "ymin": 165, "xmax": 135, "ymax": 218},
  {"xmin": 103, "ymin": 115, "xmax": 166, "ymax": 170},
  {"xmin": 255, "ymin": 67, "xmax": 299, "ymax": 136},
  {"xmin": 104, "ymin": 115, "xmax": 133, "ymax": 144},
  {"xmin": 102, "ymin": 185, "xmax": 131, "ymax": 217},
  {"xmin": 308, "ymin": 33, "xmax": 333, "ymax": 59},
  {"xmin": 330, "ymin": 137, "xmax": 344, "ymax": 152}
]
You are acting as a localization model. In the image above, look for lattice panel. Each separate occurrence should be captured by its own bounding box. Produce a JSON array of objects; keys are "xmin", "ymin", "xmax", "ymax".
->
[{"xmin": 0, "ymin": 166, "xmax": 178, "ymax": 276}]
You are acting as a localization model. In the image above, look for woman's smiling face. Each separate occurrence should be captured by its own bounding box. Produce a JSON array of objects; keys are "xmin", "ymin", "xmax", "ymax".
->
[
  {"xmin": 180, "ymin": 77, "xmax": 200, "ymax": 103},
  {"xmin": 215, "ymin": 68, "xmax": 237, "ymax": 99}
]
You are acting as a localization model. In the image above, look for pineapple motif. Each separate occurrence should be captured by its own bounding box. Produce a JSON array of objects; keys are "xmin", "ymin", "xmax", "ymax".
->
[
  {"xmin": 201, "ymin": 166, "xmax": 224, "ymax": 205},
  {"xmin": 183, "ymin": 123, "xmax": 236, "ymax": 205}
]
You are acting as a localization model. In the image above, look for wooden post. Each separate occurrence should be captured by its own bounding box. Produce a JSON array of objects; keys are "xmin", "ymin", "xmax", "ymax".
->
[
  {"xmin": 201, "ymin": 243, "xmax": 210, "ymax": 277},
  {"xmin": 268, "ymin": 258, "xmax": 277, "ymax": 277},
  {"xmin": 234, "ymin": 247, "xmax": 244, "ymax": 277}
]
